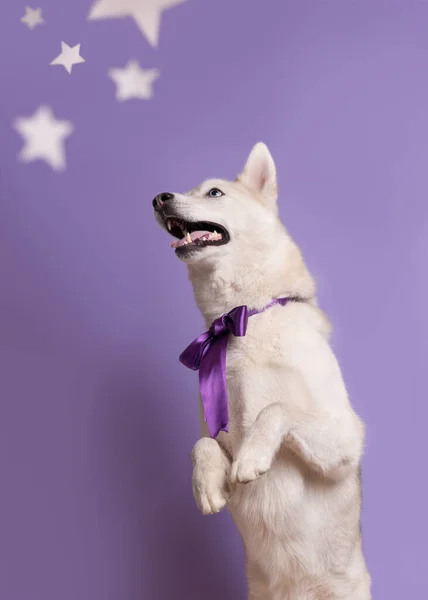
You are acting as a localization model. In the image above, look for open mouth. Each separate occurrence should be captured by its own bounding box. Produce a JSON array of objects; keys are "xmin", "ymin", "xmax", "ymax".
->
[{"xmin": 165, "ymin": 217, "xmax": 230, "ymax": 252}]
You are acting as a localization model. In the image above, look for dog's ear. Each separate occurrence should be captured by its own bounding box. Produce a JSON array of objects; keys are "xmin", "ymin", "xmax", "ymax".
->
[{"xmin": 238, "ymin": 142, "xmax": 278, "ymax": 207}]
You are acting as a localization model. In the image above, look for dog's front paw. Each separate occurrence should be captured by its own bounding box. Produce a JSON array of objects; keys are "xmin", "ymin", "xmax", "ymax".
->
[
  {"xmin": 192, "ymin": 466, "xmax": 231, "ymax": 515},
  {"xmin": 230, "ymin": 446, "xmax": 273, "ymax": 484}
]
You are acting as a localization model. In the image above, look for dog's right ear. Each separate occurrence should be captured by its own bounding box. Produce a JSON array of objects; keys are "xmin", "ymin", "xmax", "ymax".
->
[{"xmin": 238, "ymin": 142, "xmax": 278, "ymax": 208}]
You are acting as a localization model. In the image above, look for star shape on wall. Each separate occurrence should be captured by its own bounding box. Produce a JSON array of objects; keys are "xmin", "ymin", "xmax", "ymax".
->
[
  {"xmin": 87, "ymin": 0, "xmax": 189, "ymax": 47},
  {"xmin": 13, "ymin": 106, "xmax": 74, "ymax": 172},
  {"xmin": 108, "ymin": 60, "xmax": 160, "ymax": 101},
  {"xmin": 50, "ymin": 42, "xmax": 86, "ymax": 74},
  {"xmin": 21, "ymin": 6, "xmax": 44, "ymax": 29}
]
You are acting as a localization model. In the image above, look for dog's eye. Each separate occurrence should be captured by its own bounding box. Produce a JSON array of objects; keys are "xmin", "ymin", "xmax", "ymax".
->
[{"xmin": 207, "ymin": 188, "xmax": 224, "ymax": 198}]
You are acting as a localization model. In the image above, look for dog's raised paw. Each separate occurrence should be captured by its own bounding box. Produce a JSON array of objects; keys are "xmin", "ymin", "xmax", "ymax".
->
[
  {"xmin": 192, "ymin": 469, "xmax": 231, "ymax": 515},
  {"xmin": 230, "ymin": 451, "xmax": 272, "ymax": 484}
]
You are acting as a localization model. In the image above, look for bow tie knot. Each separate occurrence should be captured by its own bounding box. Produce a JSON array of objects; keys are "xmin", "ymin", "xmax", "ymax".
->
[
  {"xmin": 209, "ymin": 305, "xmax": 249, "ymax": 339},
  {"xmin": 179, "ymin": 306, "xmax": 248, "ymax": 373}
]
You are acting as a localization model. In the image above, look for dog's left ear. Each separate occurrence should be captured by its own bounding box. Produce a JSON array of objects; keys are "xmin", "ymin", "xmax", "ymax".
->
[{"xmin": 238, "ymin": 142, "xmax": 278, "ymax": 208}]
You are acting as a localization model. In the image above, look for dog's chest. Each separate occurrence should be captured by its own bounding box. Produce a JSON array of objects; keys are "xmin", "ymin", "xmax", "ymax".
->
[{"xmin": 216, "ymin": 315, "xmax": 309, "ymax": 458}]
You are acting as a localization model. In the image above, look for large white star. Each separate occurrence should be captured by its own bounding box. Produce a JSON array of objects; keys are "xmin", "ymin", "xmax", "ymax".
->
[
  {"xmin": 50, "ymin": 42, "xmax": 86, "ymax": 74},
  {"xmin": 13, "ymin": 106, "xmax": 74, "ymax": 172},
  {"xmin": 87, "ymin": 0, "xmax": 189, "ymax": 47},
  {"xmin": 109, "ymin": 60, "xmax": 160, "ymax": 101},
  {"xmin": 21, "ymin": 6, "xmax": 44, "ymax": 30}
]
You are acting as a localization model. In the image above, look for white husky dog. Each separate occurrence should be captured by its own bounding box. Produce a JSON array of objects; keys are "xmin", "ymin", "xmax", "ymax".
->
[{"xmin": 153, "ymin": 143, "xmax": 371, "ymax": 600}]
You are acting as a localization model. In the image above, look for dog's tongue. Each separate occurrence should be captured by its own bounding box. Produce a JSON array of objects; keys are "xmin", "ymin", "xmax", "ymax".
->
[
  {"xmin": 190, "ymin": 230, "xmax": 211, "ymax": 241},
  {"xmin": 171, "ymin": 230, "xmax": 212, "ymax": 249}
]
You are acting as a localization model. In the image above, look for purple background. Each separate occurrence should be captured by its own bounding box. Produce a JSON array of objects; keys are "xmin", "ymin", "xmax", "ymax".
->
[{"xmin": 1, "ymin": 1, "xmax": 427, "ymax": 598}]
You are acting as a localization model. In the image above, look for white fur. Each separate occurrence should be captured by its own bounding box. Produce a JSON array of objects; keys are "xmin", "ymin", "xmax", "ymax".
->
[{"xmin": 155, "ymin": 143, "xmax": 371, "ymax": 599}]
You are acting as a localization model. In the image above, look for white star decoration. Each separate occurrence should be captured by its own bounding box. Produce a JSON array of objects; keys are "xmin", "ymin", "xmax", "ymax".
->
[
  {"xmin": 50, "ymin": 42, "xmax": 86, "ymax": 74},
  {"xmin": 14, "ymin": 2, "xmax": 179, "ymax": 173},
  {"xmin": 13, "ymin": 106, "xmax": 74, "ymax": 172},
  {"xmin": 109, "ymin": 60, "xmax": 160, "ymax": 101},
  {"xmin": 88, "ymin": 0, "xmax": 188, "ymax": 47},
  {"xmin": 21, "ymin": 6, "xmax": 44, "ymax": 29}
]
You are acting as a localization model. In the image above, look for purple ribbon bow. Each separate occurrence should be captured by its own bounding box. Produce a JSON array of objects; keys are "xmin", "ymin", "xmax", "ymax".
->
[
  {"xmin": 179, "ymin": 306, "xmax": 249, "ymax": 438},
  {"xmin": 179, "ymin": 298, "xmax": 293, "ymax": 439}
]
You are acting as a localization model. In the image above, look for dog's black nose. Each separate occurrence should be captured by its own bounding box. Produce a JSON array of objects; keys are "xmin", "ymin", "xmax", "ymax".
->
[{"xmin": 152, "ymin": 192, "xmax": 174, "ymax": 209}]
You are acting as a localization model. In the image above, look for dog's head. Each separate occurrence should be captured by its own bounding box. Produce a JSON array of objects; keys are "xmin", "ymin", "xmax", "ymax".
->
[
  {"xmin": 153, "ymin": 143, "xmax": 288, "ymax": 265},
  {"xmin": 153, "ymin": 143, "xmax": 316, "ymax": 311}
]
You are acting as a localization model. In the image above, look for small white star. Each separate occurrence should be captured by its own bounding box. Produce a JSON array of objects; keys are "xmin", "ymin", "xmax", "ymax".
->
[
  {"xmin": 109, "ymin": 60, "xmax": 160, "ymax": 101},
  {"xmin": 88, "ymin": 0, "xmax": 189, "ymax": 48},
  {"xmin": 13, "ymin": 105, "xmax": 74, "ymax": 172},
  {"xmin": 50, "ymin": 42, "xmax": 85, "ymax": 75},
  {"xmin": 21, "ymin": 6, "xmax": 44, "ymax": 29}
]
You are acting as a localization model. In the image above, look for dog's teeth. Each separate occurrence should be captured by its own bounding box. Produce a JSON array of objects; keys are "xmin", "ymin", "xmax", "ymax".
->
[
  {"xmin": 186, "ymin": 232, "xmax": 192, "ymax": 243},
  {"xmin": 167, "ymin": 220, "xmax": 172, "ymax": 231}
]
